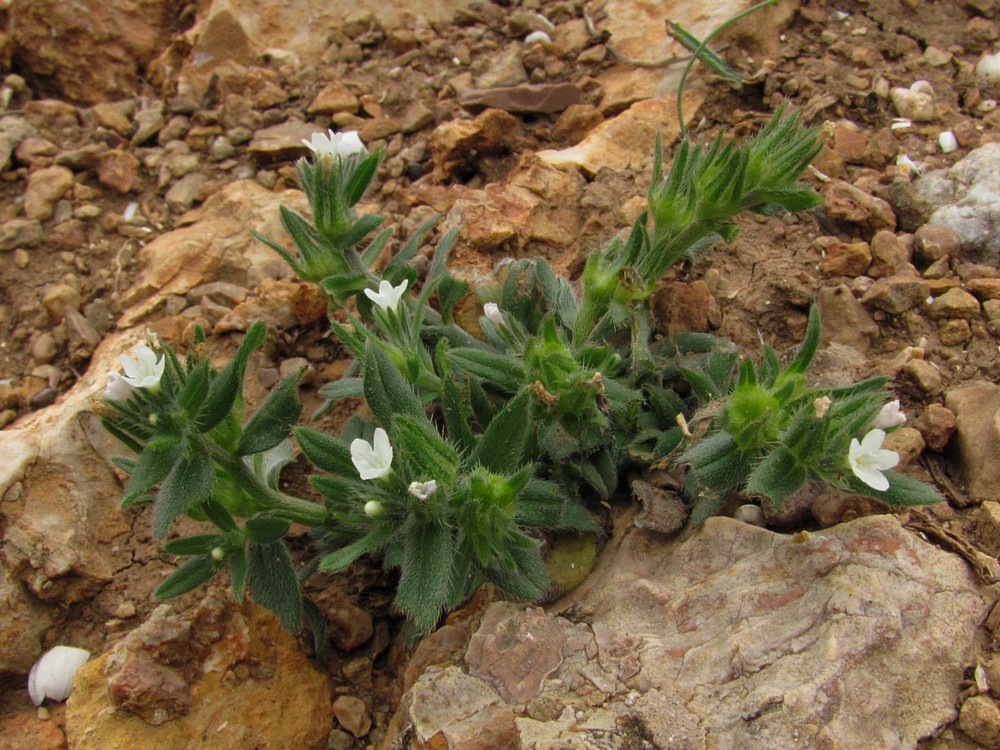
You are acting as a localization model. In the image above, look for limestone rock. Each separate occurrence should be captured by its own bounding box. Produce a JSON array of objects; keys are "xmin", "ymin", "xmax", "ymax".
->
[
  {"xmin": 0, "ymin": 116, "xmax": 37, "ymax": 171},
  {"xmin": 945, "ymin": 383, "xmax": 1000, "ymax": 503},
  {"xmin": 248, "ymin": 121, "xmax": 321, "ymax": 163},
  {"xmin": 118, "ymin": 180, "xmax": 307, "ymax": 326},
  {"xmin": 915, "ymin": 143, "xmax": 1000, "ymax": 264},
  {"xmin": 10, "ymin": 0, "xmax": 174, "ymax": 104},
  {"xmin": 538, "ymin": 94, "xmax": 702, "ymax": 175},
  {"xmin": 818, "ymin": 284, "xmax": 879, "ymax": 351},
  {"xmin": 459, "ymin": 83, "xmax": 583, "ymax": 114},
  {"xmin": 821, "ymin": 180, "xmax": 897, "ymax": 233},
  {"xmin": 394, "ymin": 515, "xmax": 986, "ymax": 750},
  {"xmin": 428, "ymin": 109, "xmax": 522, "ymax": 181},
  {"xmin": 0, "ymin": 565, "xmax": 53, "ymax": 673},
  {"xmin": 66, "ymin": 593, "xmax": 332, "ymax": 749},
  {"xmin": 24, "ymin": 165, "xmax": 74, "ymax": 221},
  {"xmin": 861, "ymin": 272, "xmax": 929, "ymax": 314}
]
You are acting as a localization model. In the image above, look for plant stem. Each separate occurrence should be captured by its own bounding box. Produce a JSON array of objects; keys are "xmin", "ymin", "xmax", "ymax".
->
[{"xmin": 194, "ymin": 434, "xmax": 328, "ymax": 527}]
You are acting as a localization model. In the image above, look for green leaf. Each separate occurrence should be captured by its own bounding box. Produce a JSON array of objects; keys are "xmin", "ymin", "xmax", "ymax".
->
[
  {"xmin": 441, "ymin": 373, "xmax": 477, "ymax": 456},
  {"xmin": 473, "ymin": 389, "xmax": 531, "ymax": 473},
  {"xmin": 154, "ymin": 556, "xmax": 219, "ymax": 599},
  {"xmin": 687, "ymin": 491, "xmax": 726, "ymax": 530},
  {"xmin": 229, "ymin": 546, "xmax": 248, "ymax": 602},
  {"xmin": 363, "ymin": 343, "xmax": 424, "ymax": 425},
  {"xmin": 163, "ymin": 534, "xmax": 221, "ymax": 556},
  {"xmin": 295, "ymin": 426, "xmax": 357, "ymax": 476},
  {"xmin": 395, "ymin": 516, "xmax": 454, "ymax": 634},
  {"xmin": 448, "ymin": 347, "xmax": 527, "ymax": 393},
  {"xmin": 850, "ymin": 471, "xmax": 943, "ymax": 506},
  {"xmin": 516, "ymin": 480, "xmax": 597, "ymax": 531},
  {"xmin": 320, "ymin": 524, "xmax": 396, "ymax": 573},
  {"xmin": 680, "ymin": 431, "xmax": 753, "ymax": 493},
  {"xmin": 301, "ymin": 595, "xmax": 330, "ymax": 662},
  {"xmin": 785, "ymin": 305, "xmax": 821, "ymax": 375},
  {"xmin": 745, "ymin": 446, "xmax": 807, "ymax": 505},
  {"xmin": 179, "ymin": 359, "xmax": 211, "ymax": 418},
  {"xmin": 152, "ymin": 449, "xmax": 215, "ymax": 539},
  {"xmin": 196, "ymin": 321, "xmax": 267, "ymax": 432},
  {"xmin": 245, "ymin": 516, "xmax": 292, "ymax": 544},
  {"xmin": 392, "ymin": 414, "xmax": 460, "ymax": 483},
  {"xmin": 123, "ymin": 435, "xmax": 183, "ymax": 504},
  {"xmin": 237, "ymin": 370, "xmax": 303, "ymax": 456},
  {"xmin": 667, "ymin": 22, "xmax": 741, "ymax": 80},
  {"xmin": 318, "ymin": 377, "xmax": 364, "ymax": 401},
  {"xmin": 483, "ymin": 536, "xmax": 548, "ymax": 601},
  {"xmin": 345, "ymin": 151, "xmax": 384, "ymax": 206},
  {"xmin": 248, "ymin": 541, "xmax": 301, "ymax": 629}
]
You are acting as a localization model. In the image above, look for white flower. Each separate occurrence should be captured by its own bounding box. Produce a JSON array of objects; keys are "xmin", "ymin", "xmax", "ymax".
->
[
  {"xmin": 849, "ymin": 429, "xmax": 899, "ymax": 492},
  {"xmin": 364, "ymin": 279, "xmax": 408, "ymax": 311},
  {"xmin": 363, "ymin": 499, "xmax": 385, "ymax": 517},
  {"xmin": 28, "ymin": 646, "xmax": 91, "ymax": 706},
  {"xmin": 103, "ymin": 369, "xmax": 134, "ymax": 402},
  {"xmin": 119, "ymin": 344, "xmax": 165, "ymax": 389},
  {"xmin": 301, "ymin": 129, "xmax": 367, "ymax": 160},
  {"xmin": 351, "ymin": 427, "xmax": 393, "ymax": 480},
  {"xmin": 408, "ymin": 480, "xmax": 438, "ymax": 500},
  {"xmin": 524, "ymin": 31, "xmax": 551, "ymax": 44},
  {"xmin": 870, "ymin": 400, "xmax": 907, "ymax": 430},
  {"xmin": 483, "ymin": 302, "xmax": 504, "ymax": 326}
]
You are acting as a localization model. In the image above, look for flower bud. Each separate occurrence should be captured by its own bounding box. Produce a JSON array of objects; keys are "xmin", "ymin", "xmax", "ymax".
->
[
  {"xmin": 211, "ymin": 547, "xmax": 226, "ymax": 561},
  {"xmin": 28, "ymin": 646, "xmax": 91, "ymax": 706},
  {"xmin": 364, "ymin": 500, "xmax": 385, "ymax": 517}
]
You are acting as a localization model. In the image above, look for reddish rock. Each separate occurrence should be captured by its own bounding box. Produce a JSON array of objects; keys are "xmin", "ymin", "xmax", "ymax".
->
[
  {"xmin": 928, "ymin": 287, "xmax": 980, "ymax": 320},
  {"xmin": 459, "ymin": 83, "xmax": 584, "ymax": 114},
  {"xmin": 306, "ymin": 80, "xmax": 360, "ymax": 115},
  {"xmin": 98, "ymin": 149, "xmax": 141, "ymax": 193},
  {"xmin": 912, "ymin": 403, "xmax": 957, "ymax": 451},
  {"xmin": 868, "ymin": 230, "xmax": 910, "ymax": 278},
  {"xmin": 332, "ymin": 695, "xmax": 371, "ymax": 738},
  {"xmin": 651, "ymin": 280, "xmax": 718, "ymax": 334},
  {"xmin": 820, "ymin": 240, "xmax": 872, "ymax": 277},
  {"xmin": 0, "ymin": 710, "xmax": 66, "ymax": 750},
  {"xmin": 552, "ymin": 103, "xmax": 603, "ymax": 144},
  {"xmin": 429, "ymin": 109, "xmax": 522, "ymax": 180},
  {"xmin": 832, "ymin": 122, "xmax": 868, "ymax": 164},
  {"xmin": 967, "ymin": 277, "xmax": 1000, "ymax": 300},
  {"xmin": 821, "ymin": 181, "xmax": 897, "ymax": 233},
  {"xmin": 914, "ymin": 224, "xmax": 962, "ymax": 265}
]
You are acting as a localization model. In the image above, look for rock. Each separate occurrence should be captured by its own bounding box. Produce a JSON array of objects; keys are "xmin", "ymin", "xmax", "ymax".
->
[
  {"xmin": 958, "ymin": 695, "xmax": 1000, "ymax": 749},
  {"xmin": 24, "ymin": 165, "xmax": 74, "ymax": 221},
  {"xmin": 10, "ymin": 0, "xmax": 174, "ymax": 104},
  {"xmin": 0, "ymin": 116, "xmax": 36, "ymax": 171},
  {"xmin": 0, "ymin": 565, "xmax": 53, "ymax": 673},
  {"xmin": 912, "ymin": 403, "xmax": 958, "ymax": 451},
  {"xmin": 939, "ymin": 318, "xmax": 972, "ymax": 346},
  {"xmin": 459, "ymin": 83, "xmax": 583, "ymax": 114},
  {"xmin": 976, "ymin": 502, "xmax": 1000, "ymax": 558},
  {"xmin": 538, "ymin": 93, "xmax": 702, "ymax": 175},
  {"xmin": 118, "ymin": 180, "xmax": 307, "ymax": 326},
  {"xmin": 945, "ymin": 383, "xmax": 1000, "ymax": 503},
  {"xmin": 861, "ymin": 272, "xmax": 929, "ymax": 314},
  {"xmin": 398, "ymin": 100, "xmax": 435, "ymax": 134},
  {"xmin": 551, "ymin": 103, "xmax": 603, "ymax": 144},
  {"xmin": 928, "ymin": 288, "xmax": 981, "ymax": 320},
  {"xmin": 306, "ymin": 80, "xmax": 359, "ymax": 115},
  {"xmin": 811, "ymin": 491, "xmax": 888, "ymax": 528},
  {"xmin": 132, "ymin": 102, "xmax": 166, "ymax": 145},
  {"xmin": 428, "ymin": 109, "xmax": 522, "ymax": 181},
  {"xmin": 819, "ymin": 240, "xmax": 872, "ymax": 277},
  {"xmin": 890, "ymin": 86, "xmax": 937, "ymax": 121},
  {"xmin": 883, "ymin": 426, "xmax": 925, "ymax": 466},
  {"xmin": 91, "ymin": 100, "xmax": 136, "ymax": 137},
  {"xmin": 968, "ymin": 277, "xmax": 1000, "ymax": 301},
  {"xmin": 915, "ymin": 224, "xmax": 962, "ymax": 264},
  {"xmin": 818, "ymin": 284, "xmax": 878, "ymax": 351},
  {"xmin": 915, "ymin": 143, "xmax": 1000, "ymax": 264},
  {"xmin": 213, "ymin": 278, "xmax": 301, "ymax": 334},
  {"xmin": 306, "ymin": 586, "xmax": 373, "ymax": 651},
  {"xmin": 164, "ymin": 173, "xmax": 208, "ymax": 212},
  {"xmin": 248, "ymin": 120, "xmax": 326, "ymax": 163},
  {"xmin": 394, "ymin": 515, "xmax": 986, "ymax": 750},
  {"xmin": 651, "ymin": 280, "xmax": 718, "ymax": 333},
  {"xmin": 332, "ymin": 696, "xmax": 371, "ymax": 738},
  {"xmin": 904, "ymin": 359, "xmax": 944, "ymax": 394},
  {"xmin": 868, "ymin": 230, "xmax": 910, "ymax": 277},
  {"xmin": 66, "ymin": 593, "xmax": 332, "ymax": 749},
  {"xmin": 821, "ymin": 180, "xmax": 897, "ymax": 233},
  {"xmin": 0, "ymin": 710, "xmax": 66, "ymax": 750},
  {"xmin": 98, "ymin": 149, "xmax": 142, "ymax": 193},
  {"xmin": 358, "ymin": 117, "xmax": 401, "ymax": 143},
  {"xmin": 42, "ymin": 283, "xmax": 82, "ymax": 322},
  {"xmin": 0, "ymin": 218, "xmax": 43, "ymax": 251},
  {"xmin": 476, "ymin": 47, "xmax": 528, "ymax": 89}
]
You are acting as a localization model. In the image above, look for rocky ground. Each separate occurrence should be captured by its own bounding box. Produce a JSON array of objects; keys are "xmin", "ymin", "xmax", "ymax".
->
[{"xmin": 2, "ymin": 0, "xmax": 1000, "ymax": 748}]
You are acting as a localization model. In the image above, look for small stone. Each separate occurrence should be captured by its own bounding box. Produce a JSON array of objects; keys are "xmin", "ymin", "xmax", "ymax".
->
[
  {"xmin": 24, "ymin": 165, "xmax": 74, "ymax": 221},
  {"xmin": 945, "ymin": 383, "xmax": 1000, "ymax": 503},
  {"xmin": 890, "ymin": 87, "xmax": 936, "ymax": 121},
  {"xmin": 98, "ymin": 149, "xmax": 141, "ymax": 193},
  {"xmin": 31, "ymin": 332, "xmax": 59, "ymax": 363},
  {"xmin": 459, "ymin": 83, "xmax": 583, "ymax": 114},
  {"xmin": 821, "ymin": 181, "xmax": 896, "ymax": 232},
  {"xmin": 552, "ymin": 103, "xmax": 603, "ymax": 143},
  {"xmin": 248, "ymin": 121, "xmax": 320, "ymax": 163},
  {"xmin": 912, "ymin": 403, "xmax": 957, "ymax": 451},
  {"xmin": 928, "ymin": 287, "xmax": 980, "ymax": 319},
  {"xmin": 332, "ymin": 696, "xmax": 371, "ymax": 738},
  {"xmin": 820, "ymin": 240, "xmax": 872, "ymax": 277},
  {"xmin": 914, "ymin": 224, "xmax": 962, "ymax": 264},
  {"xmin": 903, "ymin": 359, "xmax": 943, "ymax": 393},
  {"xmin": 868, "ymin": 230, "xmax": 910, "ymax": 277},
  {"xmin": 399, "ymin": 100, "xmax": 435, "ymax": 134},
  {"xmin": 975, "ymin": 502, "xmax": 1000, "ymax": 558},
  {"xmin": 985, "ymin": 300, "xmax": 1000, "ymax": 321},
  {"xmin": 358, "ymin": 117, "xmax": 401, "ymax": 143},
  {"xmin": 306, "ymin": 81, "xmax": 359, "ymax": 115},
  {"xmin": 958, "ymin": 695, "xmax": 1000, "ymax": 750},
  {"xmin": 832, "ymin": 122, "xmax": 868, "ymax": 164},
  {"xmin": 165, "ymin": 173, "xmax": 208, "ymax": 212},
  {"xmin": 968, "ymin": 278, "xmax": 1000, "ymax": 300},
  {"xmin": 0, "ymin": 218, "xmax": 43, "ymax": 250},
  {"xmin": 132, "ymin": 104, "xmax": 165, "ymax": 145},
  {"xmin": 651, "ymin": 280, "xmax": 718, "ymax": 334},
  {"xmin": 938, "ymin": 318, "xmax": 972, "ymax": 345},
  {"xmin": 42, "ymin": 282, "xmax": 82, "ymax": 322},
  {"xmin": 882, "ymin": 427, "xmax": 925, "ymax": 466}
]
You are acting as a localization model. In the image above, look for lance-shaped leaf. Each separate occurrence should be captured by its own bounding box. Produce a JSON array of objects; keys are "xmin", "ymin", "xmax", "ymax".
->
[
  {"xmin": 320, "ymin": 524, "xmax": 396, "ymax": 573},
  {"xmin": 122, "ymin": 435, "xmax": 183, "ymax": 505},
  {"xmin": 392, "ymin": 413, "xmax": 460, "ymax": 484},
  {"xmin": 295, "ymin": 425, "xmax": 356, "ymax": 476},
  {"xmin": 152, "ymin": 449, "xmax": 215, "ymax": 538},
  {"xmin": 229, "ymin": 546, "xmax": 248, "ymax": 602},
  {"xmin": 195, "ymin": 321, "xmax": 267, "ymax": 433},
  {"xmin": 745, "ymin": 446, "xmax": 807, "ymax": 506},
  {"xmin": 849, "ymin": 471, "xmax": 943, "ymax": 506},
  {"xmin": 680, "ymin": 430, "xmax": 753, "ymax": 493},
  {"xmin": 482, "ymin": 537, "xmax": 548, "ymax": 601},
  {"xmin": 318, "ymin": 377, "xmax": 364, "ymax": 402},
  {"xmin": 473, "ymin": 389, "xmax": 531, "ymax": 474},
  {"xmin": 395, "ymin": 516, "xmax": 454, "ymax": 634},
  {"xmin": 163, "ymin": 534, "xmax": 222, "ymax": 556},
  {"xmin": 155, "ymin": 556, "xmax": 219, "ymax": 599},
  {"xmin": 447, "ymin": 347, "xmax": 527, "ymax": 393},
  {"xmin": 248, "ymin": 541, "xmax": 301, "ymax": 629},
  {"xmin": 363, "ymin": 343, "xmax": 424, "ymax": 425},
  {"xmin": 237, "ymin": 371, "xmax": 303, "ymax": 456},
  {"xmin": 245, "ymin": 516, "xmax": 292, "ymax": 544}
]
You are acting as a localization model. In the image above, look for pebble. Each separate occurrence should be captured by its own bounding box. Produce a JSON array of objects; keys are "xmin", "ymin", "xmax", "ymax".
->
[
  {"xmin": 903, "ymin": 359, "xmax": 943, "ymax": 393},
  {"xmin": 0, "ymin": 218, "xmax": 43, "ymax": 250},
  {"xmin": 890, "ymin": 86, "xmax": 936, "ymax": 122},
  {"xmin": 24, "ymin": 165, "xmax": 74, "ymax": 221},
  {"xmin": 98, "ymin": 149, "xmax": 141, "ymax": 193},
  {"xmin": 938, "ymin": 318, "xmax": 972, "ymax": 345},
  {"xmin": 958, "ymin": 695, "xmax": 1000, "ymax": 748},
  {"xmin": 912, "ymin": 403, "xmax": 957, "ymax": 452},
  {"xmin": 928, "ymin": 287, "xmax": 981, "ymax": 320},
  {"xmin": 332, "ymin": 695, "xmax": 371, "ymax": 738},
  {"xmin": 819, "ymin": 240, "xmax": 871, "ymax": 277},
  {"xmin": 914, "ymin": 224, "xmax": 962, "ymax": 264}
]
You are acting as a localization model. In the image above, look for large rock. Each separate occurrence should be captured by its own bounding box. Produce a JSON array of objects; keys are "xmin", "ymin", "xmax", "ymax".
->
[
  {"xmin": 66, "ymin": 592, "xmax": 333, "ymax": 749},
  {"xmin": 10, "ymin": 0, "xmax": 175, "ymax": 104},
  {"xmin": 389, "ymin": 514, "xmax": 987, "ymax": 749},
  {"xmin": 945, "ymin": 382, "xmax": 1000, "ymax": 504},
  {"xmin": 914, "ymin": 143, "xmax": 1000, "ymax": 264},
  {"xmin": 0, "ymin": 565, "xmax": 53, "ymax": 673},
  {"xmin": 118, "ymin": 180, "xmax": 308, "ymax": 327}
]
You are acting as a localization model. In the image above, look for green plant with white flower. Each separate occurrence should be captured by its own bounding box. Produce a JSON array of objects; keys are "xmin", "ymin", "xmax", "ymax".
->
[{"xmin": 100, "ymin": 12, "xmax": 943, "ymax": 636}]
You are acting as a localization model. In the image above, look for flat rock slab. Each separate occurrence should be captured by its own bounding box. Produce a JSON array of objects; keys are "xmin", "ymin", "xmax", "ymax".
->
[{"xmin": 399, "ymin": 515, "xmax": 988, "ymax": 750}]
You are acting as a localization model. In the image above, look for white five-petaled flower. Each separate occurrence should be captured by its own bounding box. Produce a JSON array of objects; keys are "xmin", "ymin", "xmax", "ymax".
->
[
  {"xmin": 301, "ymin": 129, "xmax": 366, "ymax": 160},
  {"xmin": 28, "ymin": 645, "xmax": 91, "ymax": 706},
  {"xmin": 849, "ymin": 429, "xmax": 899, "ymax": 492},
  {"xmin": 364, "ymin": 279, "xmax": 408, "ymax": 311},
  {"xmin": 103, "ymin": 369, "xmax": 135, "ymax": 402},
  {"xmin": 483, "ymin": 302, "xmax": 504, "ymax": 326},
  {"xmin": 869, "ymin": 400, "xmax": 907, "ymax": 430},
  {"xmin": 409, "ymin": 480, "xmax": 438, "ymax": 500},
  {"xmin": 351, "ymin": 427, "xmax": 393, "ymax": 480},
  {"xmin": 119, "ymin": 344, "xmax": 165, "ymax": 389}
]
